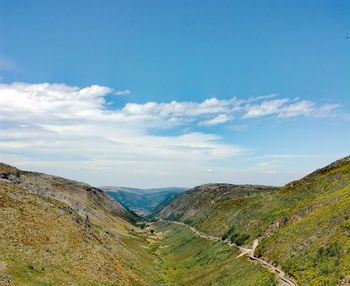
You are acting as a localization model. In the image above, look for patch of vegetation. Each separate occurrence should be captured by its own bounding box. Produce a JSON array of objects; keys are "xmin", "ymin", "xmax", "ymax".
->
[
  {"xmin": 221, "ymin": 225, "xmax": 249, "ymax": 246},
  {"xmin": 138, "ymin": 222, "xmax": 146, "ymax": 229},
  {"xmin": 221, "ymin": 225, "xmax": 250, "ymax": 246}
]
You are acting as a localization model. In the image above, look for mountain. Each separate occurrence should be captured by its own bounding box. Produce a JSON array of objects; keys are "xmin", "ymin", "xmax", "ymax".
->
[
  {"xmin": 0, "ymin": 163, "xmax": 160, "ymax": 285},
  {"xmin": 159, "ymin": 184, "xmax": 280, "ymax": 240},
  {"xmin": 2, "ymin": 156, "xmax": 349, "ymax": 286},
  {"xmin": 159, "ymin": 156, "xmax": 350, "ymax": 286},
  {"xmin": 100, "ymin": 186, "xmax": 187, "ymax": 216},
  {"xmin": 0, "ymin": 163, "xmax": 278, "ymax": 286}
]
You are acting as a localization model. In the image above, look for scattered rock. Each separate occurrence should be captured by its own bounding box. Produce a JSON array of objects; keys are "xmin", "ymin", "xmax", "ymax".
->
[{"xmin": 0, "ymin": 262, "xmax": 7, "ymax": 271}]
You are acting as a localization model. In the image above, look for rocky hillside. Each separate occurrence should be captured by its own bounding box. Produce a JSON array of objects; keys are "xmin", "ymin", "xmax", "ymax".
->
[
  {"xmin": 159, "ymin": 156, "xmax": 350, "ymax": 286},
  {"xmin": 0, "ymin": 163, "xmax": 159, "ymax": 285},
  {"xmin": 0, "ymin": 163, "xmax": 138, "ymax": 223}
]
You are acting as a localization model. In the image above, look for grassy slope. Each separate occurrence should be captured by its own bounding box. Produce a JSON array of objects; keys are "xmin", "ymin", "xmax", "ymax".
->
[
  {"xmin": 0, "ymin": 164, "xmax": 161, "ymax": 286},
  {"xmin": 152, "ymin": 221, "xmax": 277, "ymax": 286},
  {"xmin": 159, "ymin": 156, "xmax": 350, "ymax": 285},
  {"xmin": 256, "ymin": 157, "xmax": 350, "ymax": 285},
  {"xmin": 159, "ymin": 184, "xmax": 280, "ymax": 243}
]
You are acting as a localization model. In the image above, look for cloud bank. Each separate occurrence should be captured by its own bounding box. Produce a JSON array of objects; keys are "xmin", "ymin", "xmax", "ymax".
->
[{"xmin": 0, "ymin": 82, "xmax": 343, "ymax": 187}]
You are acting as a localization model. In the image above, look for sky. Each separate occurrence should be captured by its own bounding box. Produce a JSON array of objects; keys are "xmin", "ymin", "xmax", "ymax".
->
[{"xmin": 0, "ymin": 0, "xmax": 349, "ymax": 188}]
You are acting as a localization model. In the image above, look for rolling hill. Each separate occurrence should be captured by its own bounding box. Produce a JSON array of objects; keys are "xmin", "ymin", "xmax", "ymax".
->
[{"xmin": 159, "ymin": 155, "xmax": 350, "ymax": 286}]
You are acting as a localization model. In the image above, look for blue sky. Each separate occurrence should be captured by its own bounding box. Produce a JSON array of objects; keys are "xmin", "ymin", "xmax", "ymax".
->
[{"xmin": 0, "ymin": 0, "xmax": 349, "ymax": 187}]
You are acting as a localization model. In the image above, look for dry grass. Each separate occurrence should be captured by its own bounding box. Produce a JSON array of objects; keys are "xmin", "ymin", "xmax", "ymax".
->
[{"xmin": 0, "ymin": 165, "xmax": 160, "ymax": 286}]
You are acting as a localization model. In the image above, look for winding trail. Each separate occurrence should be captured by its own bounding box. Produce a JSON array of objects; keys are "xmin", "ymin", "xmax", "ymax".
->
[{"xmin": 159, "ymin": 219, "xmax": 297, "ymax": 286}]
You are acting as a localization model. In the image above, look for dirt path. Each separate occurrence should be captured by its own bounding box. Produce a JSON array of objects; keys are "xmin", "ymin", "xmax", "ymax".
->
[{"xmin": 159, "ymin": 219, "xmax": 297, "ymax": 286}]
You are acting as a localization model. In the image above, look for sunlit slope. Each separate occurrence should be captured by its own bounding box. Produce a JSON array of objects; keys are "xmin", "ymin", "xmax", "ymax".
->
[
  {"xmin": 159, "ymin": 184, "xmax": 280, "ymax": 244},
  {"xmin": 0, "ymin": 163, "xmax": 160, "ymax": 286},
  {"xmin": 256, "ymin": 156, "xmax": 350, "ymax": 285},
  {"xmin": 159, "ymin": 156, "xmax": 350, "ymax": 285},
  {"xmin": 152, "ymin": 221, "xmax": 277, "ymax": 286}
]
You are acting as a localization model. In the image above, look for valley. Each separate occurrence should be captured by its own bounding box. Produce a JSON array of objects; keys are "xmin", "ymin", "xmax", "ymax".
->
[
  {"xmin": 100, "ymin": 187, "xmax": 187, "ymax": 216},
  {"xmin": 150, "ymin": 221, "xmax": 277, "ymax": 286},
  {"xmin": 2, "ymin": 2, "xmax": 347, "ymax": 285},
  {"xmin": 1, "ymin": 155, "xmax": 349, "ymax": 285},
  {"xmin": 158, "ymin": 219, "xmax": 296, "ymax": 286}
]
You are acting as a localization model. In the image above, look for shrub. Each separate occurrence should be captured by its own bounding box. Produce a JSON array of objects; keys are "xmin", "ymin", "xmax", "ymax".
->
[
  {"xmin": 235, "ymin": 234, "xmax": 250, "ymax": 246},
  {"xmin": 221, "ymin": 233, "xmax": 228, "ymax": 241},
  {"xmin": 318, "ymin": 242, "xmax": 341, "ymax": 258}
]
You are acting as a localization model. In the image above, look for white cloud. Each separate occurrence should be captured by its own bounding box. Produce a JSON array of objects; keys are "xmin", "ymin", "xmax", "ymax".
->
[
  {"xmin": 200, "ymin": 114, "xmax": 232, "ymax": 126},
  {"xmin": 0, "ymin": 81, "xmax": 344, "ymax": 187},
  {"xmin": 114, "ymin": 89, "xmax": 131, "ymax": 96},
  {"xmin": 241, "ymin": 98, "xmax": 340, "ymax": 119},
  {"xmin": 0, "ymin": 82, "xmax": 247, "ymax": 186},
  {"xmin": 242, "ymin": 99, "xmax": 289, "ymax": 118}
]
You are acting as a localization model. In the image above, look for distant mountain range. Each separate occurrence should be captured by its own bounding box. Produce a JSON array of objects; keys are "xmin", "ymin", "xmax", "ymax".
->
[{"xmin": 100, "ymin": 186, "xmax": 187, "ymax": 216}]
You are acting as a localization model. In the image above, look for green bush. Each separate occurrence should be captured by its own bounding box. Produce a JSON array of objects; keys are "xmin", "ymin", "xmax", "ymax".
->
[
  {"xmin": 318, "ymin": 243, "xmax": 341, "ymax": 258},
  {"xmin": 222, "ymin": 225, "xmax": 250, "ymax": 246},
  {"xmin": 235, "ymin": 234, "xmax": 250, "ymax": 246}
]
